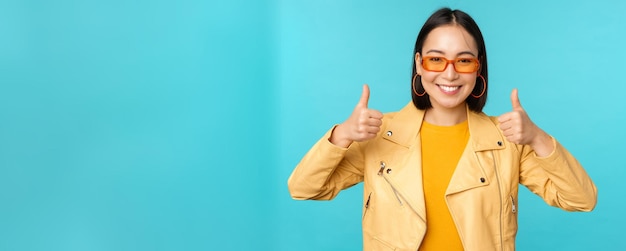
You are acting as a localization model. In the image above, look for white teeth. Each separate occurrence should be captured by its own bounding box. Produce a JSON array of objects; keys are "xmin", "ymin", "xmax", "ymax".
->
[{"xmin": 438, "ymin": 85, "xmax": 460, "ymax": 92}]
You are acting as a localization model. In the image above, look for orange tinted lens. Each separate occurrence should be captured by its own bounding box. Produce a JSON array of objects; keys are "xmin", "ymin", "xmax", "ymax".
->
[
  {"xmin": 422, "ymin": 57, "xmax": 447, "ymax": 71},
  {"xmin": 454, "ymin": 58, "xmax": 479, "ymax": 73}
]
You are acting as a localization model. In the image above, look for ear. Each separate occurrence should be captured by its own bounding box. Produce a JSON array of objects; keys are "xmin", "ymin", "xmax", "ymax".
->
[{"xmin": 414, "ymin": 53, "xmax": 422, "ymax": 75}]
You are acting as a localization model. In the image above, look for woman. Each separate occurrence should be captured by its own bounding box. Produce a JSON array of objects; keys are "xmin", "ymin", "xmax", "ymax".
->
[{"xmin": 287, "ymin": 7, "xmax": 596, "ymax": 251}]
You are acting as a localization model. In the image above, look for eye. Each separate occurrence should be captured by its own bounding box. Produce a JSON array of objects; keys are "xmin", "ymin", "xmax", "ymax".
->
[
  {"xmin": 457, "ymin": 58, "xmax": 475, "ymax": 64},
  {"xmin": 428, "ymin": 57, "xmax": 444, "ymax": 63}
]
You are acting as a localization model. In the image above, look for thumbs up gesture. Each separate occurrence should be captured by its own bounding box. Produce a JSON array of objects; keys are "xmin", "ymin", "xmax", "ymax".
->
[
  {"xmin": 330, "ymin": 84, "xmax": 384, "ymax": 148},
  {"xmin": 498, "ymin": 89, "xmax": 554, "ymax": 156}
]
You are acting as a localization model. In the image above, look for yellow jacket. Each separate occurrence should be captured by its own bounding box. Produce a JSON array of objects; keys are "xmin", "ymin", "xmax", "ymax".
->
[{"xmin": 288, "ymin": 102, "xmax": 597, "ymax": 251}]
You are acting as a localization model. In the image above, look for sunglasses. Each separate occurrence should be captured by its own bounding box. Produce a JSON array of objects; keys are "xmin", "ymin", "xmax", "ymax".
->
[{"xmin": 421, "ymin": 56, "xmax": 480, "ymax": 73}]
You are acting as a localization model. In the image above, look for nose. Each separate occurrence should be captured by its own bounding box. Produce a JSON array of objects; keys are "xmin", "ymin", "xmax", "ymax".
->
[{"xmin": 442, "ymin": 62, "xmax": 459, "ymax": 80}]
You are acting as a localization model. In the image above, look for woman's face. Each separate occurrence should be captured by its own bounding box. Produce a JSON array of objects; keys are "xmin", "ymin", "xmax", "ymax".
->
[{"xmin": 415, "ymin": 25, "xmax": 479, "ymax": 111}]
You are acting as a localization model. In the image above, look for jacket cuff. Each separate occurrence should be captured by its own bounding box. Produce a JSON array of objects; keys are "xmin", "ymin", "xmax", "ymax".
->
[
  {"xmin": 533, "ymin": 136, "xmax": 558, "ymax": 160},
  {"xmin": 321, "ymin": 125, "xmax": 351, "ymax": 153}
]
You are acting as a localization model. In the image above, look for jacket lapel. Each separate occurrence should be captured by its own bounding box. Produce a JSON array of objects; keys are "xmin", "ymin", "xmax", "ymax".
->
[
  {"xmin": 446, "ymin": 107, "xmax": 505, "ymax": 195},
  {"xmin": 380, "ymin": 103, "xmax": 427, "ymax": 220}
]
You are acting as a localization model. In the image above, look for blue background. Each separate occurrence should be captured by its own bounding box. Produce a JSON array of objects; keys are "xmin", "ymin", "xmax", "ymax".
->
[{"xmin": 1, "ymin": 0, "xmax": 624, "ymax": 250}]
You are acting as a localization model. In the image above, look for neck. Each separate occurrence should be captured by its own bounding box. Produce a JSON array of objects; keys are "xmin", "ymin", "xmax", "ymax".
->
[{"xmin": 424, "ymin": 104, "xmax": 467, "ymax": 126}]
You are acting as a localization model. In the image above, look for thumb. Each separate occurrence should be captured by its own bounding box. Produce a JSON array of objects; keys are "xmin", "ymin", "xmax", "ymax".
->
[
  {"xmin": 357, "ymin": 84, "xmax": 370, "ymax": 108},
  {"xmin": 510, "ymin": 88, "xmax": 523, "ymax": 110}
]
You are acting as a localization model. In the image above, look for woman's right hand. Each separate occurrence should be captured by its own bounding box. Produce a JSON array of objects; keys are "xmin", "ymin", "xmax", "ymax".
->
[{"xmin": 330, "ymin": 84, "xmax": 384, "ymax": 148}]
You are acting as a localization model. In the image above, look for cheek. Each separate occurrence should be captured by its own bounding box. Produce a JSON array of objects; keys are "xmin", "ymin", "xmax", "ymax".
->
[
  {"xmin": 464, "ymin": 75, "xmax": 478, "ymax": 88},
  {"xmin": 420, "ymin": 72, "xmax": 438, "ymax": 84}
]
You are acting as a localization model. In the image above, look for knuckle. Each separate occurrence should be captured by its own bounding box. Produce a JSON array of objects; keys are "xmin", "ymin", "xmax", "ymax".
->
[{"xmin": 356, "ymin": 125, "xmax": 364, "ymax": 133}]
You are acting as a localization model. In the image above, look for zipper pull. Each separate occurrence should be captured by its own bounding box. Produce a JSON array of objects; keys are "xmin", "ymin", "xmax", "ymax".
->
[
  {"xmin": 511, "ymin": 196, "xmax": 517, "ymax": 213},
  {"xmin": 377, "ymin": 161, "xmax": 386, "ymax": 176}
]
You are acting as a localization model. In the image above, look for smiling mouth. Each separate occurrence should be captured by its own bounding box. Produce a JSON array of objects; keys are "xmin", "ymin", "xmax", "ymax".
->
[{"xmin": 437, "ymin": 84, "xmax": 460, "ymax": 92}]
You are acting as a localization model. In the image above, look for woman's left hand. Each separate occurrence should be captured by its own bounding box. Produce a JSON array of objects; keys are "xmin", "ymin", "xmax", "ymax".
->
[{"xmin": 498, "ymin": 89, "xmax": 554, "ymax": 157}]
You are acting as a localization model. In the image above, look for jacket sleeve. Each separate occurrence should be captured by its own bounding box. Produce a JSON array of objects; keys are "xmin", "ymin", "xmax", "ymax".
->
[
  {"xmin": 287, "ymin": 126, "xmax": 365, "ymax": 200},
  {"xmin": 518, "ymin": 137, "xmax": 597, "ymax": 211}
]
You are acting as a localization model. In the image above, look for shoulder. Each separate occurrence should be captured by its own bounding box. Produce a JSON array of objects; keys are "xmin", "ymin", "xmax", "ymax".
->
[
  {"xmin": 382, "ymin": 110, "xmax": 400, "ymax": 120},
  {"xmin": 469, "ymin": 110, "xmax": 500, "ymax": 126}
]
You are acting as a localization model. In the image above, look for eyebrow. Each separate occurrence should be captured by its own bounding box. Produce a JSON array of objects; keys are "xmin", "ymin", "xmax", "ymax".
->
[{"xmin": 425, "ymin": 49, "xmax": 476, "ymax": 57}]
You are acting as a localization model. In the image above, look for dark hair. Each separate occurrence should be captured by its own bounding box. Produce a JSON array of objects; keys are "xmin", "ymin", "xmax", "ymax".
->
[{"xmin": 411, "ymin": 8, "xmax": 488, "ymax": 112}]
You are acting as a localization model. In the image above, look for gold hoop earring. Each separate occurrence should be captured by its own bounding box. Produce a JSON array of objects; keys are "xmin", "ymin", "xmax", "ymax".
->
[
  {"xmin": 471, "ymin": 75, "xmax": 486, "ymax": 98},
  {"xmin": 412, "ymin": 74, "xmax": 426, "ymax": 97}
]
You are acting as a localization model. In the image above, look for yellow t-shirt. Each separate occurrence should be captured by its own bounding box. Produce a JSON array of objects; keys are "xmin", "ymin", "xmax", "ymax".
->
[{"xmin": 418, "ymin": 120, "xmax": 469, "ymax": 251}]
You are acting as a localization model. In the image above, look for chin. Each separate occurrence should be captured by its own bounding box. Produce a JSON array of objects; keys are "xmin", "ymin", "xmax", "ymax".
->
[{"xmin": 431, "ymin": 98, "xmax": 467, "ymax": 110}]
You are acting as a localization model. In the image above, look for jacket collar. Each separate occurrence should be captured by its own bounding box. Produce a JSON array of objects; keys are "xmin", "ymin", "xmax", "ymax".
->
[{"xmin": 382, "ymin": 102, "xmax": 505, "ymax": 151}]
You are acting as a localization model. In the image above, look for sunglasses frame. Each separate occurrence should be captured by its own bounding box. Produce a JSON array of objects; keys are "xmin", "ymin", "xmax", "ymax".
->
[{"xmin": 421, "ymin": 56, "xmax": 480, "ymax": 73}]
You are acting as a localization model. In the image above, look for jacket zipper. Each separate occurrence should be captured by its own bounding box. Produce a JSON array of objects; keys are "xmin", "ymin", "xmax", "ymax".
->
[
  {"xmin": 511, "ymin": 195, "xmax": 517, "ymax": 213},
  {"xmin": 363, "ymin": 192, "xmax": 372, "ymax": 220},
  {"xmin": 378, "ymin": 161, "xmax": 425, "ymax": 222},
  {"xmin": 387, "ymin": 179, "xmax": 403, "ymax": 206},
  {"xmin": 377, "ymin": 161, "xmax": 386, "ymax": 176},
  {"xmin": 489, "ymin": 151, "xmax": 505, "ymax": 251},
  {"xmin": 378, "ymin": 161, "xmax": 402, "ymax": 206}
]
